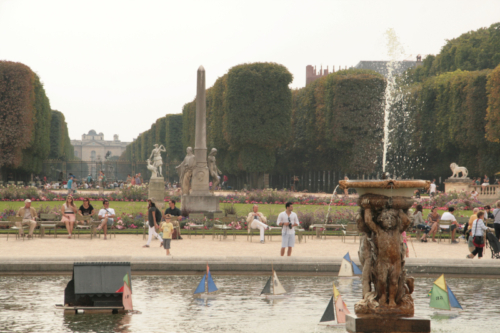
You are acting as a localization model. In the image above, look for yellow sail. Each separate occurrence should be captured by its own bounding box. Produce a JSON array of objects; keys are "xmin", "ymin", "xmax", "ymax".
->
[
  {"xmin": 434, "ymin": 274, "xmax": 447, "ymax": 291},
  {"xmin": 333, "ymin": 283, "xmax": 340, "ymax": 301}
]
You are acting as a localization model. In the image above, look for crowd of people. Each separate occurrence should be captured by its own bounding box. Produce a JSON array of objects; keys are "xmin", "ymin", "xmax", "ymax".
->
[{"xmin": 411, "ymin": 202, "xmax": 500, "ymax": 259}]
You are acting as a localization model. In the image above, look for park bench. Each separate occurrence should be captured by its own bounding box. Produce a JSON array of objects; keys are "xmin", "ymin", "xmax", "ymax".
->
[
  {"xmin": 6, "ymin": 216, "xmax": 29, "ymax": 240},
  {"xmin": 75, "ymin": 214, "xmax": 93, "ymax": 239},
  {"xmin": 213, "ymin": 216, "xmax": 236, "ymax": 241},
  {"xmin": 187, "ymin": 213, "xmax": 206, "ymax": 238},
  {"xmin": 438, "ymin": 220, "xmax": 454, "ymax": 243},
  {"xmin": 39, "ymin": 213, "xmax": 58, "ymax": 238},
  {"xmin": 342, "ymin": 223, "xmax": 360, "ymax": 243},
  {"xmin": 310, "ymin": 223, "xmax": 346, "ymax": 240}
]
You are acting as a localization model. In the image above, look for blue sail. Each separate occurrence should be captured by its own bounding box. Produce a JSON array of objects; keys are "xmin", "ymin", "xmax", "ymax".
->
[
  {"xmin": 207, "ymin": 271, "xmax": 218, "ymax": 293},
  {"xmin": 352, "ymin": 261, "xmax": 362, "ymax": 275},
  {"xmin": 194, "ymin": 274, "xmax": 206, "ymax": 294},
  {"xmin": 343, "ymin": 252, "xmax": 351, "ymax": 262},
  {"xmin": 447, "ymin": 286, "xmax": 463, "ymax": 310}
]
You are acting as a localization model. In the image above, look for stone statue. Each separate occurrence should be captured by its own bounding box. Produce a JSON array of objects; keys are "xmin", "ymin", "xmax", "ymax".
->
[
  {"xmin": 354, "ymin": 194, "xmax": 415, "ymax": 316},
  {"xmin": 148, "ymin": 144, "xmax": 166, "ymax": 178},
  {"xmin": 450, "ymin": 163, "xmax": 468, "ymax": 178},
  {"xmin": 146, "ymin": 159, "xmax": 157, "ymax": 179},
  {"xmin": 207, "ymin": 148, "xmax": 222, "ymax": 193},
  {"xmin": 176, "ymin": 147, "xmax": 196, "ymax": 196}
]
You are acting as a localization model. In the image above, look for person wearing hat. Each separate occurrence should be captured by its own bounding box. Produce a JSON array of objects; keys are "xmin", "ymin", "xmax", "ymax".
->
[
  {"xmin": 15, "ymin": 199, "xmax": 38, "ymax": 239},
  {"xmin": 143, "ymin": 198, "xmax": 163, "ymax": 247}
]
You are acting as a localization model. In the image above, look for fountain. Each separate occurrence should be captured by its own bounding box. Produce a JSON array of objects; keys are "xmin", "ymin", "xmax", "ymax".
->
[{"xmin": 339, "ymin": 179, "xmax": 431, "ymax": 333}]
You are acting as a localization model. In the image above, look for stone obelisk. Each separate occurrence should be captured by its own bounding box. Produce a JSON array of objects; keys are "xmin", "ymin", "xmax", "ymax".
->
[
  {"xmin": 181, "ymin": 66, "xmax": 220, "ymax": 213},
  {"xmin": 190, "ymin": 66, "xmax": 211, "ymax": 196}
]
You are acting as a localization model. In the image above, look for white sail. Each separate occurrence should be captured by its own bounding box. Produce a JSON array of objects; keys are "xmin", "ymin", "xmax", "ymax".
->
[
  {"xmin": 273, "ymin": 271, "xmax": 287, "ymax": 295},
  {"xmin": 338, "ymin": 258, "xmax": 353, "ymax": 277}
]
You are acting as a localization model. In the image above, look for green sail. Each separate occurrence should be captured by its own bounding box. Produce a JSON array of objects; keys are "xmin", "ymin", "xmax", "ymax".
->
[{"xmin": 429, "ymin": 284, "xmax": 450, "ymax": 310}]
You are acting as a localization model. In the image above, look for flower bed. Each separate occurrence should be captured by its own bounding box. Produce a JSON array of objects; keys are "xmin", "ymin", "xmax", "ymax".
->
[{"xmin": 417, "ymin": 192, "xmax": 484, "ymax": 210}]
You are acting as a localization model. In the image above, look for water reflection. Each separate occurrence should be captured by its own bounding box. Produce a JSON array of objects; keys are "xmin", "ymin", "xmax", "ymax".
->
[{"xmin": 0, "ymin": 275, "xmax": 499, "ymax": 332}]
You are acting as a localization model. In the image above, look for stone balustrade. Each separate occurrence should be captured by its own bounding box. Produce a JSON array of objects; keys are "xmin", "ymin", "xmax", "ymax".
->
[{"xmin": 470, "ymin": 184, "xmax": 499, "ymax": 197}]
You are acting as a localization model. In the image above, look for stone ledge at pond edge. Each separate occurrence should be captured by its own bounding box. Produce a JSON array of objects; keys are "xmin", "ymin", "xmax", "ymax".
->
[{"xmin": 1, "ymin": 256, "xmax": 500, "ymax": 275}]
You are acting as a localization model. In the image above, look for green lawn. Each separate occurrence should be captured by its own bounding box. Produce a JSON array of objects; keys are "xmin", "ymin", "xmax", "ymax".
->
[{"xmin": 0, "ymin": 201, "xmax": 473, "ymax": 219}]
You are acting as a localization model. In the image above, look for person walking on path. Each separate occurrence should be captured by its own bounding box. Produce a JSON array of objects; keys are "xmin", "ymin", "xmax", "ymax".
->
[
  {"xmin": 465, "ymin": 208, "xmax": 479, "ymax": 241},
  {"xmin": 15, "ymin": 199, "xmax": 37, "ymax": 239},
  {"xmin": 143, "ymin": 198, "xmax": 163, "ymax": 247},
  {"xmin": 467, "ymin": 211, "xmax": 492, "ymax": 259},
  {"xmin": 493, "ymin": 201, "xmax": 500, "ymax": 240},
  {"xmin": 429, "ymin": 179, "xmax": 437, "ymax": 197},
  {"xmin": 67, "ymin": 176, "xmax": 74, "ymax": 195},
  {"xmin": 159, "ymin": 217, "xmax": 174, "ymax": 255},
  {"xmin": 427, "ymin": 207, "xmax": 441, "ymax": 242},
  {"xmin": 441, "ymin": 207, "xmax": 460, "ymax": 244},
  {"xmin": 246, "ymin": 204, "xmax": 270, "ymax": 244},
  {"xmin": 277, "ymin": 202, "xmax": 299, "ymax": 256},
  {"xmin": 97, "ymin": 199, "xmax": 115, "ymax": 240},
  {"xmin": 61, "ymin": 195, "xmax": 77, "ymax": 239}
]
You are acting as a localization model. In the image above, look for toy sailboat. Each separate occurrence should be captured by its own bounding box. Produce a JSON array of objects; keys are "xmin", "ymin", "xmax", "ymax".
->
[
  {"xmin": 194, "ymin": 264, "xmax": 219, "ymax": 299},
  {"xmin": 319, "ymin": 282, "xmax": 350, "ymax": 326},
  {"xmin": 429, "ymin": 274, "xmax": 463, "ymax": 315},
  {"xmin": 338, "ymin": 252, "xmax": 362, "ymax": 278},
  {"xmin": 260, "ymin": 267, "xmax": 288, "ymax": 299}
]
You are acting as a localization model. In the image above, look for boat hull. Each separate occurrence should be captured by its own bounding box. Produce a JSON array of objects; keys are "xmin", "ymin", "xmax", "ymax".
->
[
  {"xmin": 263, "ymin": 295, "xmax": 289, "ymax": 299},
  {"xmin": 55, "ymin": 305, "xmax": 125, "ymax": 314}
]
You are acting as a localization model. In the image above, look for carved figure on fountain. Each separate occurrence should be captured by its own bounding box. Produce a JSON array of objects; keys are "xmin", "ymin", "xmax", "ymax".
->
[{"xmin": 354, "ymin": 193, "xmax": 415, "ymax": 317}]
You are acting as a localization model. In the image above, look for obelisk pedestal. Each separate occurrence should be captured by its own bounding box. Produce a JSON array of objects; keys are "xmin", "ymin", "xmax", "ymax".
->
[{"xmin": 181, "ymin": 66, "xmax": 219, "ymax": 213}]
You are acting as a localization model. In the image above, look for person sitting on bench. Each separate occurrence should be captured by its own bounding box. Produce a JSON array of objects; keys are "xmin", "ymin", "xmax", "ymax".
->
[{"xmin": 246, "ymin": 204, "xmax": 269, "ymax": 244}]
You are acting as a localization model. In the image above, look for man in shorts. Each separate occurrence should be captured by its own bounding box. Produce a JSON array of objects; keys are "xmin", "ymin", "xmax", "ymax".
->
[
  {"xmin": 441, "ymin": 207, "xmax": 459, "ymax": 244},
  {"xmin": 277, "ymin": 202, "xmax": 299, "ymax": 256},
  {"xmin": 97, "ymin": 199, "xmax": 115, "ymax": 240}
]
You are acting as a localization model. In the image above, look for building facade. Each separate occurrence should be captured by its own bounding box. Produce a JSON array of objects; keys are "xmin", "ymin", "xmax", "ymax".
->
[
  {"xmin": 354, "ymin": 55, "xmax": 423, "ymax": 78},
  {"xmin": 306, "ymin": 65, "xmax": 349, "ymax": 86},
  {"xmin": 71, "ymin": 130, "xmax": 130, "ymax": 161}
]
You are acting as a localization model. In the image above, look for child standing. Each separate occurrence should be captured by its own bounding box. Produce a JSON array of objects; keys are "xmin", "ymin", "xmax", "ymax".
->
[{"xmin": 160, "ymin": 217, "xmax": 174, "ymax": 255}]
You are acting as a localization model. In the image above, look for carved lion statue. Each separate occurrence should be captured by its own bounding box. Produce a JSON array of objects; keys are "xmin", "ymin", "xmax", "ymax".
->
[{"xmin": 450, "ymin": 163, "xmax": 468, "ymax": 178}]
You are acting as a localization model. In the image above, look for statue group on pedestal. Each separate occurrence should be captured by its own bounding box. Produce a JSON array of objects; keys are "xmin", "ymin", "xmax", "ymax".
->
[
  {"xmin": 176, "ymin": 147, "xmax": 221, "ymax": 196},
  {"xmin": 146, "ymin": 143, "xmax": 221, "ymax": 195},
  {"xmin": 147, "ymin": 144, "xmax": 166, "ymax": 179}
]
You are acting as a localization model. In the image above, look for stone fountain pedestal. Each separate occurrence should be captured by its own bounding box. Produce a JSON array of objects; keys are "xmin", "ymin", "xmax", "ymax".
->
[
  {"xmin": 339, "ymin": 179, "xmax": 431, "ymax": 333},
  {"xmin": 346, "ymin": 315, "xmax": 430, "ymax": 333}
]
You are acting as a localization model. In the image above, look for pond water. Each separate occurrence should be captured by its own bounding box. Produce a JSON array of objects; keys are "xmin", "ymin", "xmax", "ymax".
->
[{"xmin": 0, "ymin": 275, "xmax": 498, "ymax": 333}]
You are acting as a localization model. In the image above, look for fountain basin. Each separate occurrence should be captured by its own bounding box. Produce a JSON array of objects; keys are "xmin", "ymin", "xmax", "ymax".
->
[{"xmin": 339, "ymin": 179, "xmax": 430, "ymax": 197}]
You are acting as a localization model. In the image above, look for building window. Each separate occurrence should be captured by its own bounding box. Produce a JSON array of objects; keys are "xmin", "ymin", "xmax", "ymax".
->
[
  {"xmin": 74, "ymin": 151, "xmax": 78, "ymax": 157},
  {"xmin": 91, "ymin": 151, "xmax": 96, "ymax": 161}
]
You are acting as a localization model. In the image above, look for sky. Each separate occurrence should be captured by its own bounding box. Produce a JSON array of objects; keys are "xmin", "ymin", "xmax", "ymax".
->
[{"xmin": 1, "ymin": 0, "xmax": 499, "ymax": 143}]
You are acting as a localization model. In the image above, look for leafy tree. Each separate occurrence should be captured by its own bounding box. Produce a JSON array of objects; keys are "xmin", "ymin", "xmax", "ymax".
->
[
  {"xmin": 0, "ymin": 61, "xmax": 35, "ymax": 169},
  {"xmin": 485, "ymin": 64, "xmax": 500, "ymax": 142},
  {"xmin": 223, "ymin": 63, "xmax": 293, "ymax": 186}
]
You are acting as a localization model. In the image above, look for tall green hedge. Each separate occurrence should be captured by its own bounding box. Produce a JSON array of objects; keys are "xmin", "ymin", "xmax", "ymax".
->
[
  {"xmin": 287, "ymin": 69, "xmax": 386, "ymax": 174},
  {"xmin": 49, "ymin": 110, "xmax": 73, "ymax": 161}
]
